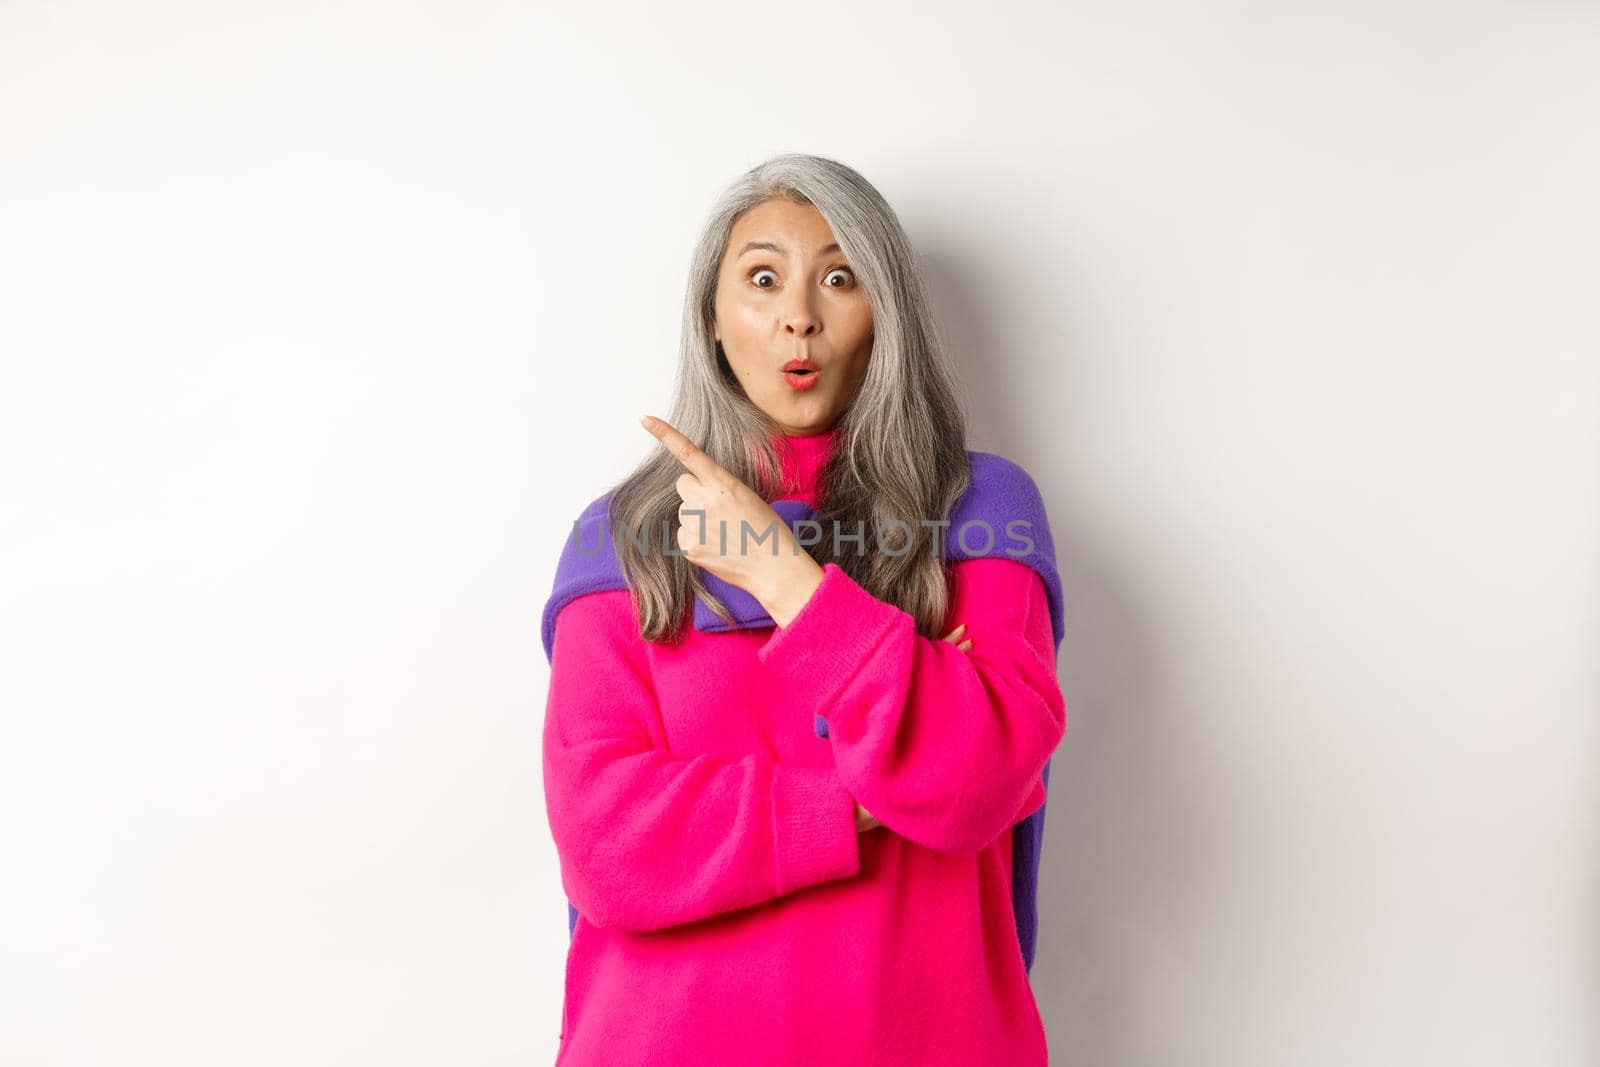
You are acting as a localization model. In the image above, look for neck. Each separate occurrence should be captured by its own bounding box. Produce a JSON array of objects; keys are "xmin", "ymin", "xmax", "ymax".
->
[{"xmin": 767, "ymin": 425, "xmax": 838, "ymax": 505}]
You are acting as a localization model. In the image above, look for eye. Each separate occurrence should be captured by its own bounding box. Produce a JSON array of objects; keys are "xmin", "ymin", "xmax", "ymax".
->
[
  {"xmin": 749, "ymin": 267, "xmax": 779, "ymax": 289},
  {"xmin": 824, "ymin": 268, "xmax": 855, "ymax": 288}
]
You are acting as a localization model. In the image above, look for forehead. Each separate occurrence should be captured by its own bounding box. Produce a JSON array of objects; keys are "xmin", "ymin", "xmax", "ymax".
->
[{"xmin": 726, "ymin": 198, "xmax": 840, "ymax": 258}]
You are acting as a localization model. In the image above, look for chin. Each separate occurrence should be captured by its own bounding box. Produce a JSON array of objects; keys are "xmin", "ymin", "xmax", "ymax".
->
[{"xmin": 771, "ymin": 396, "xmax": 830, "ymax": 418}]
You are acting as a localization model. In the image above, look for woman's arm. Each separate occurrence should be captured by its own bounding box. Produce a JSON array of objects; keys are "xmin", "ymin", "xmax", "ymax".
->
[
  {"xmin": 542, "ymin": 589, "xmax": 862, "ymax": 932},
  {"xmin": 756, "ymin": 556, "xmax": 1067, "ymax": 856}
]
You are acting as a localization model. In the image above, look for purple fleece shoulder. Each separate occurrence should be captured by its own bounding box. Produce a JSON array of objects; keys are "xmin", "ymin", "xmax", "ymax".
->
[{"xmin": 541, "ymin": 451, "xmax": 1063, "ymax": 657}]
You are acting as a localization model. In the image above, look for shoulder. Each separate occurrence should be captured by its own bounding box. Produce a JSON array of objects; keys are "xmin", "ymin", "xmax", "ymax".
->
[
  {"xmin": 948, "ymin": 450, "xmax": 1066, "ymax": 648},
  {"xmin": 951, "ymin": 450, "xmax": 1054, "ymax": 540},
  {"xmin": 541, "ymin": 490, "xmax": 627, "ymax": 662},
  {"xmin": 553, "ymin": 489, "xmax": 622, "ymax": 578},
  {"xmin": 962, "ymin": 449, "xmax": 1046, "ymax": 495}
]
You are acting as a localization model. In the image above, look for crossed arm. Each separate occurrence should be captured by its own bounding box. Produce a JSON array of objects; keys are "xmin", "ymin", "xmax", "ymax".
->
[
  {"xmin": 758, "ymin": 557, "xmax": 1065, "ymax": 856},
  {"xmin": 540, "ymin": 556, "xmax": 1066, "ymax": 932}
]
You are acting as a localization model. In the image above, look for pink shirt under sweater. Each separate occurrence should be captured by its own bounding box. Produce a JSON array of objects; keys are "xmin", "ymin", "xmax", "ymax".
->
[{"xmin": 541, "ymin": 427, "xmax": 1067, "ymax": 1066}]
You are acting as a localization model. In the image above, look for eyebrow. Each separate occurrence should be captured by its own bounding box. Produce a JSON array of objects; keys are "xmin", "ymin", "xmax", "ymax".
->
[{"xmin": 736, "ymin": 240, "xmax": 842, "ymax": 258}]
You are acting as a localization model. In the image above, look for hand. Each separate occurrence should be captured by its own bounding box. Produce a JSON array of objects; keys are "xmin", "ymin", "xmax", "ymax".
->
[
  {"xmin": 941, "ymin": 623, "xmax": 973, "ymax": 652},
  {"xmin": 640, "ymin": 415, "xmax": 819, "ymax": 613}
]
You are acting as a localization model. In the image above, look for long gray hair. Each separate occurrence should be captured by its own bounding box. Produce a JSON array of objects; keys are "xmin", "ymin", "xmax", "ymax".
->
[{"xmin": 608, "ymin": 152, "xmax": 972, "ymax": 645}]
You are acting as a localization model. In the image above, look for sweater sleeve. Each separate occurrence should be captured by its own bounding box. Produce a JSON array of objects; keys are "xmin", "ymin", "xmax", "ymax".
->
[
  {"xmin": 756, "ymin": 557, "xmax": 1067, "ymax": 857},
  {"xmin": 541, "ymin": 588, "xmax": 863, "ymax": 932}
]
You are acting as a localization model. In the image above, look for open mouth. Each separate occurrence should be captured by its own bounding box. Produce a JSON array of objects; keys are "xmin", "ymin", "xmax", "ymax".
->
[{"xmin": 782, "ymin": 363, "xmax": 821, "ymax": 390}]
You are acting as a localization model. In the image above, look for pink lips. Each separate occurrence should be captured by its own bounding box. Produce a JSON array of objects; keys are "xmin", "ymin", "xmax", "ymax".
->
[{"xmin": 783, "ymin": 360, "xmax": 821, "ymax": 391}]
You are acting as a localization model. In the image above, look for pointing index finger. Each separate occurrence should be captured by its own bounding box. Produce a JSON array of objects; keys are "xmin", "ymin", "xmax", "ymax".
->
[{"xmin": 640, "ymin": 415, "xmax": 727, "ymax": 485}]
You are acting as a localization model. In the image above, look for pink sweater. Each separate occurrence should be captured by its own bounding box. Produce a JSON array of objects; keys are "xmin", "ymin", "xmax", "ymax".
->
[{"xmin": 541, "ymin": 427, "xmax": 1067, "ymax": 1065}]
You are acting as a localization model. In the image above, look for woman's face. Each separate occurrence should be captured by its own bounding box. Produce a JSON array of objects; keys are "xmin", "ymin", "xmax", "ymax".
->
[{"xmin": 713, "ymin": 198, "xmax": 873, "ymax": 436}]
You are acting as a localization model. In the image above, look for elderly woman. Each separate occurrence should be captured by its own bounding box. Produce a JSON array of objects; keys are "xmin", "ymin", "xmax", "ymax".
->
[{"xmin": 540, "ymin": 153, "xmax": 1068, "ymax": 1066}]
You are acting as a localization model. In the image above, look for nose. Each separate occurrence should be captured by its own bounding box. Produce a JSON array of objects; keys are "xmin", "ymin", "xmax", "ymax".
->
[{"xmin": 781, "ymin": 292, "xmax": 820, "ymax": 338}]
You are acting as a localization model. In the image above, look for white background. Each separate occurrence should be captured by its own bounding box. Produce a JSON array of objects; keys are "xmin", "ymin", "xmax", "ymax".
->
[{"xmin": 2, "ymin": 2, "xmax": 1596, "ymax": 1064}]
